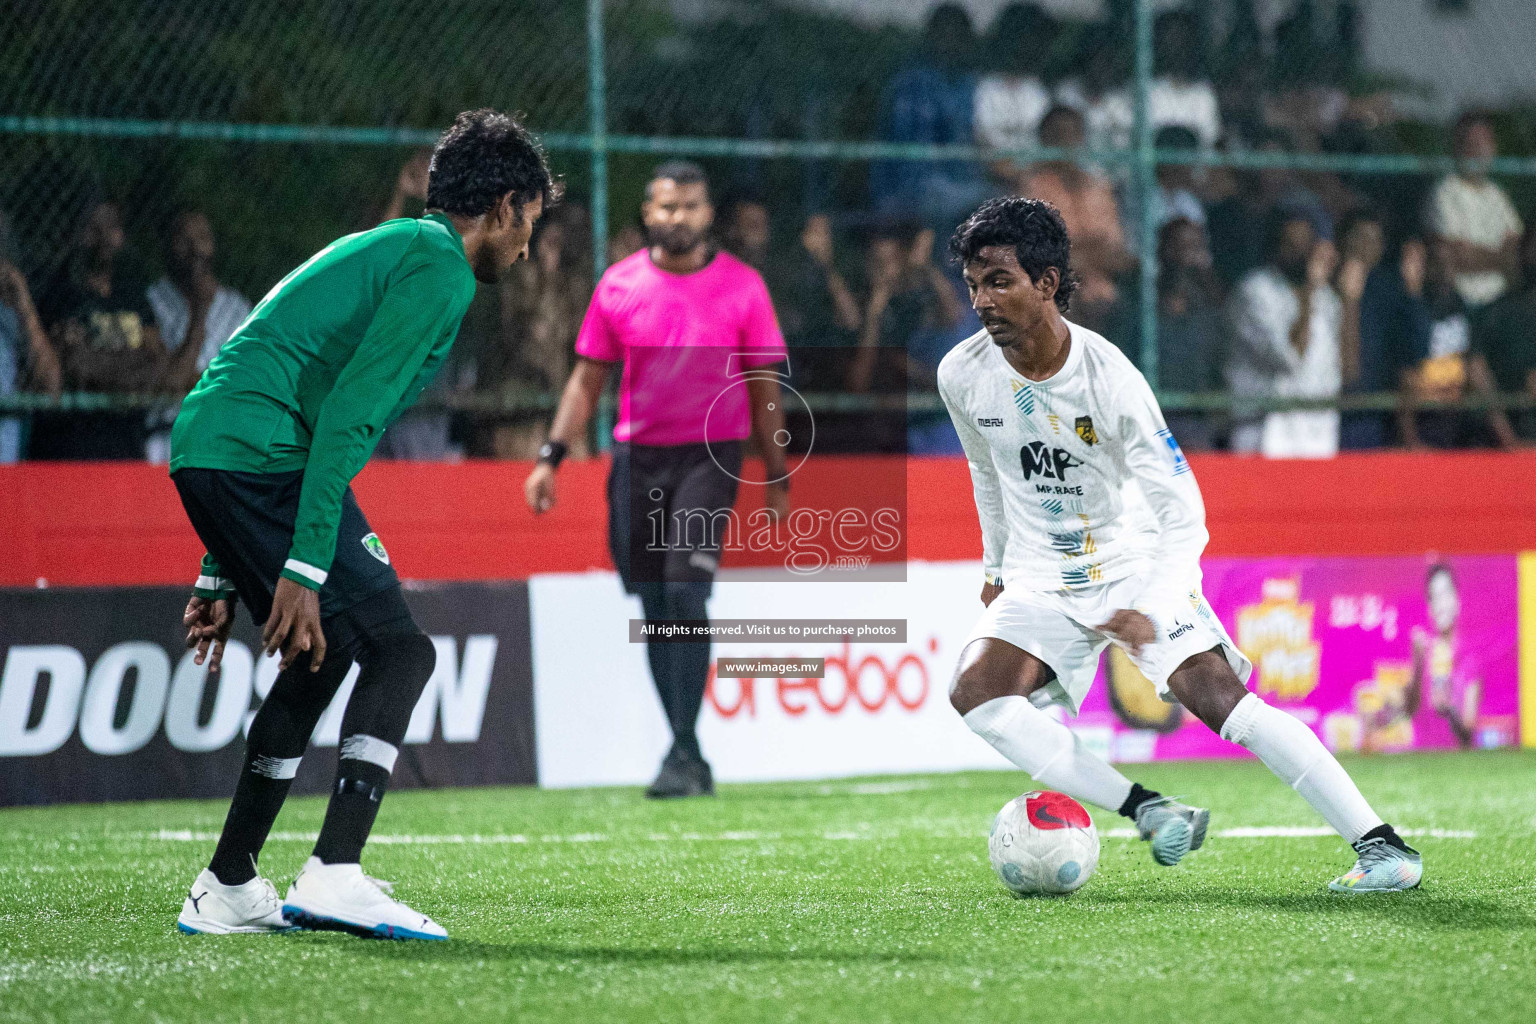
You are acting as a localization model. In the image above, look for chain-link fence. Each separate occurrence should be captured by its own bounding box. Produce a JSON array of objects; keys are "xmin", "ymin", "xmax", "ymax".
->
[
  {"xmin": 3, "ymin": 1, "xmax": 593, "ymax": 285},
  {"xmin": 5, "ymin": 0, "xmax": 1536, "ymax": 458}
]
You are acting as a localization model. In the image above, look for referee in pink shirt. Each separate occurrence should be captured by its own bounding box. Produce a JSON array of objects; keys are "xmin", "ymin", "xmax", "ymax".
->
[{"xmin": 525, "ymin": 162, "xmax": 789, "ymax": 797}]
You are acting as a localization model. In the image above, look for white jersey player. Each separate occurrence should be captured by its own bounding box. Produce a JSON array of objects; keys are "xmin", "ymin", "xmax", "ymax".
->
[{"xmin": 939, "ymin": 197, "xmax": 1421, "ymax": 893}]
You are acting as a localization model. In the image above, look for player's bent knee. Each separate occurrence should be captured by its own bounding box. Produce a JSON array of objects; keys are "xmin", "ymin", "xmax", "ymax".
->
[
  {"xmin": 340, "ymin": 631, "xmax": 438, "ymax": 748},
  {"xmin": 950, "ymin": 638, "xmax": 1048, "ymax": 716},
  {"xmin": 950, "ymin": 665, "xmax": 993, "ymax": 716},
  {"xmin": 371, "ymin": 631, "xmax": 438, "ymax": 691},
  {"xmin": 1166, "ymin": 647, "xmax": 1247, "ymax": 732},
  {"xmin": 950, "ymin": 640, "xmax": 997, "ymax": 715}
]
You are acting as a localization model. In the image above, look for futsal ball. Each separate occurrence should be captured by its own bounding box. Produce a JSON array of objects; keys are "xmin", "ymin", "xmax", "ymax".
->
[{"xmin": 988, "ymin": 790, "xmax": 1100, "ymax": 896}]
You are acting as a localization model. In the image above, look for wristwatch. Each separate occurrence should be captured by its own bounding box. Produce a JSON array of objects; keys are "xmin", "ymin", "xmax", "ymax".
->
[{"xmin": 537, "ymin": 440, "xmax": 568, "ymax": 469}]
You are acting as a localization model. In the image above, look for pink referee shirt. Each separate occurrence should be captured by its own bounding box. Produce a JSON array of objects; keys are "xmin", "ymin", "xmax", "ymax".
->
[{"xmin": 575, "ymin": 249, "xmax": 787, "ymax": 446}]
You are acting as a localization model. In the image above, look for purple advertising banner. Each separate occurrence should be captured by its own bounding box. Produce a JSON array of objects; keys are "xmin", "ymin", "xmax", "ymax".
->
[{"xmin": 1076, "ymin": 555, "xmax": 1522, "ymax": 761}]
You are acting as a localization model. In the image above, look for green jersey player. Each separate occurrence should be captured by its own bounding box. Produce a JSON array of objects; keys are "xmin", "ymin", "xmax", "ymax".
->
[{"xmin": 172, "ymin": 109, "xmax": 556, "ymax": 940}]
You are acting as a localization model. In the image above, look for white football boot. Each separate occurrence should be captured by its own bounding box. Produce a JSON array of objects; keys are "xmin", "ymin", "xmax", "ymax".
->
[
  {"xmin": 1329, "ymin": 835, "xmax": 1423, "ymax": 893},
  {"xmin": 282, "ymin": 856, "xmax": 447, "ymax": 940},
  {"xmin": 1134, "ymin": 796, "xmax": 1210, "ymax": 867},
  {"xmin": 177, "ymin": 868, "xmax": 295, "ymax": 934}
]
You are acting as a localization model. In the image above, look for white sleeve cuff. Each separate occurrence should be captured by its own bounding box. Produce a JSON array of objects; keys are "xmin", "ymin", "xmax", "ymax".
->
[{"xmin": 283, "ymin": 559, "xmax": 328, "ymax": 586}]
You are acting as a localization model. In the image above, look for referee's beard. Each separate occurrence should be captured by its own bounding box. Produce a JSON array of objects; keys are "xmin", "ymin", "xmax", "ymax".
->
[{"xmin": 650, "ymin": 224, "xmax": 707, "ymax": 257}]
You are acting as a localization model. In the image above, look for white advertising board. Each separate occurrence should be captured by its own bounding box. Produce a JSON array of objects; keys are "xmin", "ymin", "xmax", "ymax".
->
[{"xmin": 529, "ymin": 560, "xmax": 1019, "ymax": 788}]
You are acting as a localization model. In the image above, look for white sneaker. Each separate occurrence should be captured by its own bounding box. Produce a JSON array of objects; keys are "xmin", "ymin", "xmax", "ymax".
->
[
  {"xmin": 177, "ymin": 868, "xmax": 295, "ymax": 934},
  {"xmin": 282, "ymin": 856, "xmax": 447, "ymax": 940}
]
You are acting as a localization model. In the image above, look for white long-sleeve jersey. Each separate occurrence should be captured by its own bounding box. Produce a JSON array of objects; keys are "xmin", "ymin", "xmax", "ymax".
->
[{"xmin": 936, "ymin": 321, "xmax": 1209, "ymax": 600}]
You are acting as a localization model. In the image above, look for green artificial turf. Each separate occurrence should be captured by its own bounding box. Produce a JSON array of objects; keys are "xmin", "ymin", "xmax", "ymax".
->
[{"xmin": 1, "ymin": 750, "xmax": 1533, "ymax": 1023}]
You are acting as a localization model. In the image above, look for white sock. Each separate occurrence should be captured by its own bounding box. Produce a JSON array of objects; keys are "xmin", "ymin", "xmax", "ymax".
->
[
  {"xmin": 963, "ymin": 695, "xmax": 1134, "ymax": 812},
  {"xmin": 1220, "ymin": 693, "xmax": 1384, "ymax": 842}
]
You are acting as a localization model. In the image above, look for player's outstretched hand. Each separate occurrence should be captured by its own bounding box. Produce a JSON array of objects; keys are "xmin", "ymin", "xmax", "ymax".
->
[
  {"xmin": 1097, "ymin": 609, "xmax": 1156, "ymax": 657},
  {"xmin": 525, "ymin": 463, "xmax": 557, "ymax": 514},
  {"xmin": 183, "ymin": 595, "xmax": 235, "ymax": 676},
  {"xmin": 980, "ymin": 581, "xmax": 1004, "ymax": 607},
  {"xmin": 263, "ymin": 576, "xmax": 327, "ymax": 673}
]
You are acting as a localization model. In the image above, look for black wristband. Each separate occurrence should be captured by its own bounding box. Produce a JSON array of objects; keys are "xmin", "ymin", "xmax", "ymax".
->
[{"xmin": 537, "ymin": 439, "xmax": 568, "ymax": 469}]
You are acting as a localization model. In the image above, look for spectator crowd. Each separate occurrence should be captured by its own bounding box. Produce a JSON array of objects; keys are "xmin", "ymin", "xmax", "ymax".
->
[
  {"xmin": 3, "ymin": 1, "xmax": 1535, "ymax": 462},
  {"xmin": 870, "ymin": 2, "xmax": 1535, "ymax": 457}
]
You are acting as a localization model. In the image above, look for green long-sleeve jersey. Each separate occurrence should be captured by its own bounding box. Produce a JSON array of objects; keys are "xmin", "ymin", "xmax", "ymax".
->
[{"xmin": 171, "ymin": 213, "xmax": 477, "ymax": 591}]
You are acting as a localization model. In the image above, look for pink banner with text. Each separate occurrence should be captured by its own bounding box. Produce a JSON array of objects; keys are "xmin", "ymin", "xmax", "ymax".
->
[{"xmin": 1075, "ymin": 555, "xmax": 1522, "ymax": 761}]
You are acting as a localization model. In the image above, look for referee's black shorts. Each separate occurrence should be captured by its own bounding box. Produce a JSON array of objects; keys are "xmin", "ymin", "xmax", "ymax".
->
[
  {"xmin": 607, "ymin": 440, "xmax": 742, "ymax": 593},
  {"xmin": 172, "ymin": 468, "xmax": 414, "ymax": 655}
]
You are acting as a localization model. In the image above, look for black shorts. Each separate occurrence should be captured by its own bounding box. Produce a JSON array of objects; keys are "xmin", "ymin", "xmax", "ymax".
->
[
  {"xmin": 172, "ymin": 468, "xmax": 408, "ymax": 652},
  {"xmin": 607, "ymin": 440, "xmax": 742, "ymax": 593}
]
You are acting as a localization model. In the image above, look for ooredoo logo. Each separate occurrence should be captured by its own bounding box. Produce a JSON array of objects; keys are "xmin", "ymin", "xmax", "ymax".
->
[{"xmin": 704, "ymin": 639, "xmax": 937, "ymax": 719}]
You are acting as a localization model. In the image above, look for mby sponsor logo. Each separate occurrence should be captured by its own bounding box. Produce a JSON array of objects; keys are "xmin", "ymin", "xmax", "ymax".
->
[{"xmin": 0, "ymin": 636, "xmax": 499, "ymax": 757}]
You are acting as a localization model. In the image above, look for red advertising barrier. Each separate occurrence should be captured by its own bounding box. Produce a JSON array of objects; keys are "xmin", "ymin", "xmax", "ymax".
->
[{"xmin": 4, "ymin": 452, "xmax": 1536, "ymax": 587}]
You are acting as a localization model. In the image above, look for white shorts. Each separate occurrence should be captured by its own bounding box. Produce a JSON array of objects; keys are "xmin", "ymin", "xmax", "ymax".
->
[{"xmin": 962, "ymin": 574, "xmax": 1252, "ymax": 715}]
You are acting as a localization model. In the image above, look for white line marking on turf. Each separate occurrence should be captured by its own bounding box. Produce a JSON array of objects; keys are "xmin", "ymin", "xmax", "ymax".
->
[
  {"xmin": 1102, "ymin": 826, "xmax": 1476, "ymax": 840},
  {"xmin": 821, "ymin": 780, "xmax": 935, "ymax": 796},
  {"xmin": 146, "ymin": 826, "xmax": 1476, "ymax": 844}
]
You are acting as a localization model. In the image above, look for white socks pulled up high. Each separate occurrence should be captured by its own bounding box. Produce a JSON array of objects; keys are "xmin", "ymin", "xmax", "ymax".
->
[
  {"xmin": 963, "ymin": 691, "xmax": 1384, "ymax": 844},
  {"xmin": 1220, "ymin": 693, "xmax": 1383, "ymax": 842},
  {"xmin": 963, "ymin": 695, "xmax": 1133, "ymax": 812}
]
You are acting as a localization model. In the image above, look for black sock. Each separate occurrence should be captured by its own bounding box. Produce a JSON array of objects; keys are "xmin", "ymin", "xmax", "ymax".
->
[
  {"xmin": 310, "ymin": 630, "xmax": 436, "ymax": 866},
  {"xmin": 313, "ymin": 760, "xmax": 391, "ymax": 864},
  {"xmin": 667, "ymin": 643, "xmax": 707, "ymax": 761},
  {"xmin": 637, "ymin": 583, "xmax": 679, "ymax": 740},
  {"xmin": 208, "ymin": 654, "xmax": 350, "ymax": 886},
  {"xmin": 1117, "ymin": 782, "xmax": 1162, "ymax": 819},
  {"xmin": 1357, "ymin": 822, "xmax": 1414, "ymax": 852},
  {"xmin": 663, "ymin": 580, "xmax": 711, "ymax": 762},
  {"xmin": 209, "ymin": 762, "xmax": 295, "ymax": 886}
]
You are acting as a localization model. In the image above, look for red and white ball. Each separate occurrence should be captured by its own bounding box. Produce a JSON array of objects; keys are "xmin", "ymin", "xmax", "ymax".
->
[{"xmin": 988, "ymin": 790, "xmax": 1100, "ymax": 896}]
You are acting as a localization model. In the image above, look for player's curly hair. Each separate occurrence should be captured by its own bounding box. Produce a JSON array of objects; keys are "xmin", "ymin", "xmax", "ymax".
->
[
  {"xmin": 426, "ymin": 109, "xmax": 561, "ymax": 220},
  {"xmin": 948, "ymin": 197, "xmax": 1078, "ymax": 312}
]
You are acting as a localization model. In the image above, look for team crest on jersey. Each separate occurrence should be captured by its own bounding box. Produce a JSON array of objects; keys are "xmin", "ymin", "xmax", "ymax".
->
[
  {"xmin": 1075, "ymin": 415, "xmax": 1098, "ymax": 446},
  {"xmin": 362, "ymin": 532, "xmax": 390, "ymax": 565}
]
